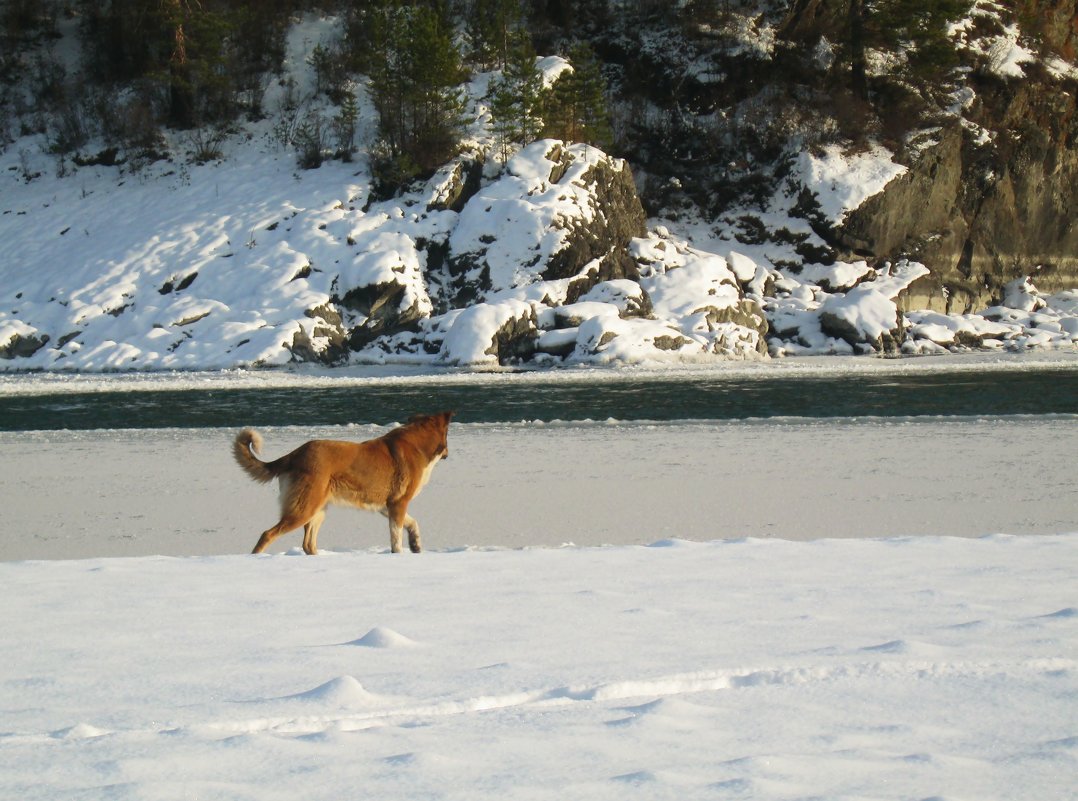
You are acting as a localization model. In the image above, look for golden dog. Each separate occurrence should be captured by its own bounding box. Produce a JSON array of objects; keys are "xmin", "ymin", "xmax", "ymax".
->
[{"xmin": 233, "ymin": 412, "xmax": 453, "ymax": 555}]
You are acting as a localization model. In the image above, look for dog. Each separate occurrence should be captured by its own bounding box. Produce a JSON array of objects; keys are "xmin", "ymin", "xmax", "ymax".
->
[{"xmin": 233, "ymin": 412, "xmax": 453, "ymax": 555}]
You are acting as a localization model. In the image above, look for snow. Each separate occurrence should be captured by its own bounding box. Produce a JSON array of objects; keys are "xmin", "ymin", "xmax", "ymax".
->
[
  {"xmin": 14, "ymin": 534, "xmax": 1078, "ymax": 800},
  {"xmin": 3, "ymin": 536, "xmax": 1072, "ymax": 801},
  {"xmin": 979, "ymin": 23, "xmax": 1037, "ymax": 78},
  {"xmin": 790, "ymin": 144, "xmax": 907, "ymax": 225}
]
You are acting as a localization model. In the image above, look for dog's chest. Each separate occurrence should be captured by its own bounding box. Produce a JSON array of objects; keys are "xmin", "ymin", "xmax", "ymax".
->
[{"xmin": 415, "ymin": 458, "xmax": 439, "ymax": 493}]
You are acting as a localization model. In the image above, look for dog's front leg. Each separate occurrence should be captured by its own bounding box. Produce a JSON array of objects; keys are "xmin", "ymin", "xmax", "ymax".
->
[
  {"xmin": 302, "ymin": 508, "xmax": 326, "ymax": 555},
  {"xmin": 404, "ymin": 514, "xmax": 422, "ymax": 553}
]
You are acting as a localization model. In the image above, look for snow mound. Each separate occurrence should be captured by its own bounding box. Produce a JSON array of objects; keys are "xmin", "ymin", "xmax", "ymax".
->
[
  {"xmin": 292, "ymin": 675, "xmax": 379, "ymax": 706},
  {"xmin": 349, "ymin": 626, "xmax": 421, "ymax": 649},
  {"xmin": 50, "ymin": 722, "xmax": 110, "ymax": 740}
]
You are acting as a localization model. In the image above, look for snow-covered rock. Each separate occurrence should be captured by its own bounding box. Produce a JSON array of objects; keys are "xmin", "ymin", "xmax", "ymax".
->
[
  {"xmin": 444, "ymin": 140, "xmax": 645, "ymax": 307},
  {"xmin": 1001, "ymin": 276, "xmax": 1046, "ymax": 313},
  {"xmin": 796, "ymin": 260, "xmax": 876, "ymax": 293},
  {"xmin": 790, "ymin": 144, "xmax": 908, "ymax": 226},
  {"xmin": 906, "ymin": 310, "xmax": 1017, "ymax": 349},
  {"xmin": 819, "ymin": 286, "xmax": 905, "ymax": 354},
  {"xmin": 438, "ymin": 300, "xmax": 537, "ymax": 366}
]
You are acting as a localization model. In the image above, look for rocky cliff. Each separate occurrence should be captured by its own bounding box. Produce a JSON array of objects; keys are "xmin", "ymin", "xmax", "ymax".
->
[
  {"xmin": 838, "ymin": 77, "xmax": 1078, "ymax": 314},
  {"xmin": 601, "ymin": 0, "xmax": 1078, "ymax": 315}
]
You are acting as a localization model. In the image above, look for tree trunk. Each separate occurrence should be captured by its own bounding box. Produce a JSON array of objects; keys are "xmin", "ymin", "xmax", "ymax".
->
[
  {"xmin": 849, "ymin": 0, "xmax": 868, "ymax": 100},
  {"xmin": 166, "ymin": 0, "xmax": 197, "ymax": 128}
]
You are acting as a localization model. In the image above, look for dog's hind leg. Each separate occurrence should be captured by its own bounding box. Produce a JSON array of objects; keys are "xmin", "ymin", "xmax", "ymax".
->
[
  {"xmin": 302, "ymin": 507, "xmax": 326, "ymax": 555},
  {"xmin": 252, "ymin": 476, "xmax": 327, "ymax": 555},
  {"xmin": 252, "ymin": 518, "xmax": 297, "ymax": 554}
]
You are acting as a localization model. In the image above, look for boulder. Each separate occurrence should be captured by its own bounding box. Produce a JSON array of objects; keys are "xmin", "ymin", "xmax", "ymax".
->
[
  {"xmin": 0, "ymin": 330, "xmax": 50, "ymax": 359},
  {"xmin": 437, "ymin": 300, "xmax": 538, "ymax": 366},
  {"xmin": 905, "ymin": 310, "xmax": 1016, "ymax": 348},
  {"xmin": 425, "ymin": 157, "xmax": 484, "ymax": 213},
  {"xmin": 339, "ymin": 281, "xmax": 427, "ymax": 350},
  {"xmin": 700, "ymin": 299, "xmax": 770, "ymax": 357},
  {"xmin": 577, "ymin": 279, "xmax": 653, "ymax": 319},
  {"xmin": 444, "ymin": 141, "xmax": 647, "ymax": 306},
  {"xmin": 287, "ymin": 304, "xmax": 348, "ymax": 364},
  {"xmin": 543, "ymin": 152, "xmax": 647, "ymax": 287},
  {"xmin": 819, "ymin": 287, "xmax": 905, "ymax": 354},
  {"xmin": 1001, "ymin": 276, "xmax": 1046, "ymax": 313}
]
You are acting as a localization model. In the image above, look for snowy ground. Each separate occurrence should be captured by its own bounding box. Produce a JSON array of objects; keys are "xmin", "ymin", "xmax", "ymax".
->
[
  {"xmin": 1, "ymin": 535, "xmax": 1075, "ymax": 800},
  {"xmin": 1, "ymin": 417, "xmax": 1076, "ymax": 799}
]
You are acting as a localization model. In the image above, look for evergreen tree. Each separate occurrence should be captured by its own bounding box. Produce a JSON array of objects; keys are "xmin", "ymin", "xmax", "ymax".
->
[
  {"xmin": 365, "ymin": 3, "xmax": 467, "ymax": 188},
  {"xmin": 489, "ymin": 30, "xmax": 544, "ymax": 160},
  {"xmin": 333, "ymin": 90, "xmax": 360, "ymax": 160},
  {"xmin": 541, "ymin": 42, "xmax": 612, "ymax": 148},
  {"xmin": 78, "ymin": 0, "xmax": 279, "ymax": 130},
  {"xmin": 466, "ymin": 0, "xmax": 525, "ymax": 68},
  {"xmin": 159, "ymin": 1, "xmax": 237, "ymax": 129},
  {"xmin": 847, "ymin": 0, "xmax": 973, "ymax": 97},
  {"xmin": 78, "ymin": 0, "xmax": 171, "ymax": 85}
]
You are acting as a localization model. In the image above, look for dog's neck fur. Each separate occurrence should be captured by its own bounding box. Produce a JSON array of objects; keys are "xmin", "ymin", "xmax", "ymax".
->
[{"xmin": 395, "ymin": 414, "xmax": 449, "ymax": 461}]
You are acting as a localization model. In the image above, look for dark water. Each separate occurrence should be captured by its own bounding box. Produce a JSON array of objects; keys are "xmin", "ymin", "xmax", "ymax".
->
[{"xmin": 2, "ymin": 368, "xmax": 1076, "ymax": 430}]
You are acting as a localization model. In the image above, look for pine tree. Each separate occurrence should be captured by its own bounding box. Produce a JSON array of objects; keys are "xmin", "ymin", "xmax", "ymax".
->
[
  {"xmin": 847, "ymin": 0, "xmax": 973, "ymax": 97},
  {"xmin": 466, "ymin": 0, "xmax": 525, "ymax": 68},
  {"xmin": 489, "ymin": 30, "xmax": 544, "ymax": 160},
  {"xmin": 333, "ymin": 90, "xmax": 360, "ymax": 160},
  {"xmin": 365, "ymin": 3, "xmax": 467, "ymax": 189},
  {"xmin": 541, "ymin": 42, "xmax": 612, "ymax": 149}
]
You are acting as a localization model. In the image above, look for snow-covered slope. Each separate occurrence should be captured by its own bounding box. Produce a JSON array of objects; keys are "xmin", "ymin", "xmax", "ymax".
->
[{"xmin": 1, "ymin": 13, "xmax": 1075, "ymax": 372}]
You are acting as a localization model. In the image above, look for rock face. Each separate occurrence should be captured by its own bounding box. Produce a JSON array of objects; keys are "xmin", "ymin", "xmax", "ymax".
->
[
  {"xmin": 543, "ymin": 150, "xmax": 647, "ymax": 288},
  {"xmin": 837, "ymin": 79, "xmax": 1078, "ymax": 314},
  {"xmin": 338, "ymin": 282, "xmax": 427, "ymax": 350},
  {"xmin": 0, "ymin": 331, "xmax": 49, "ymax": 359},
  {"xmin": 442, "ymin": 141, "xmax": 647, "ymax": 309}
]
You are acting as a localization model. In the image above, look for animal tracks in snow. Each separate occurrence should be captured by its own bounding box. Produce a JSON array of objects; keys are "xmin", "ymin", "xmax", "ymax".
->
[
  {"xmin": 159, "ymin": 656, "xmax": 1077, "ymax": 741},
  {"xmin": 9, "ymin": 655, "xmax": 1071, "ymax": 748}
]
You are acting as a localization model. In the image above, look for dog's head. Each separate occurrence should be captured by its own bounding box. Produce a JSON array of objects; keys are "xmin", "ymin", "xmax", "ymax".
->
[{"xmin": 409, "ymin": 410, "xmax": 455, "ymax": 460}]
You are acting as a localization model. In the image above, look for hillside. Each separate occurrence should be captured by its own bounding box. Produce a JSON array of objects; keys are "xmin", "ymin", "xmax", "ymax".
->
[{"xmin": 1, "ymin": 2, "xmax": 1076, "ymax": 371}]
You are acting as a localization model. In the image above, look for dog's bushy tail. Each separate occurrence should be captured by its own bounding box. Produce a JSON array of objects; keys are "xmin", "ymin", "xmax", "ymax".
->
[{"xmin": 233, "ymin": 428, "xmax": 277, "ymax": 484}]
